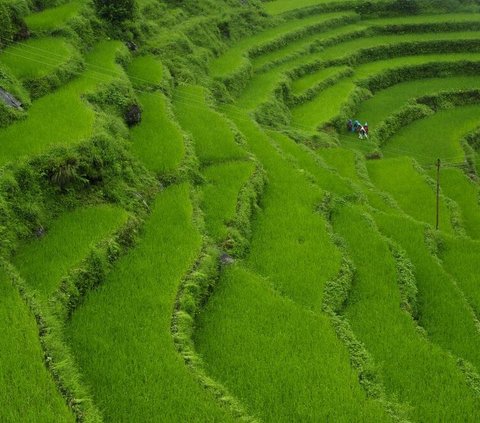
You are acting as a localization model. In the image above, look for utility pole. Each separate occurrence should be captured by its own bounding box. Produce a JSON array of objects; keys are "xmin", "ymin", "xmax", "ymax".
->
[{"xmin": 436, "ymin": 158, "xmax": 441, "ymax": 231}]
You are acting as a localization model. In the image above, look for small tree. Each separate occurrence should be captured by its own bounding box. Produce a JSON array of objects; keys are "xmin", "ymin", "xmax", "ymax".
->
[{"xmin": 93, "ymin": 0, "xmax": 136, "ymax": 24}]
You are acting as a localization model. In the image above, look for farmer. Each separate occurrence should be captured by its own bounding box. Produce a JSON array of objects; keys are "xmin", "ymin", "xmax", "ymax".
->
[
  {"xmin": 353, "ymin": 120, "xmax": 361, "ymax": 132},
  {"xmin": 347, "ymin": 119, "xmax": 353, "ymax": 132},
  {"xmin": 359, "ymin": 126, "xmax": 367, "ymax": 140}
]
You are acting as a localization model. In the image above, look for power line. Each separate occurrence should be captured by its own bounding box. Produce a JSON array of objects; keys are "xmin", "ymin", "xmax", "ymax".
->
[{"xmin": 0, "ymin": 36, "xmax": 478, "ymax": 169}]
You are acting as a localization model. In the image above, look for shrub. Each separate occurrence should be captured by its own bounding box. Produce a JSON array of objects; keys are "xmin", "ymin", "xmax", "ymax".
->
[
  {"xmin": 93, "ymin": 0, "xmax": 137, "ymax": 24},
  {"xmin": 389, "ymin": 0, "xmax": 421, "ymax": 14},
  {"xmin": 0, "ymin": 4, "xmax": 14, "ymax": 48}
]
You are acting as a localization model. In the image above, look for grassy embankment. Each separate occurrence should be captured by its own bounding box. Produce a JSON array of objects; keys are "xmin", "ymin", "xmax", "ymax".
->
[
  {"xmin": 375, "ymin": 212, "xmax": 480, "ymax": 372},
  {"xmin": 24, "ymin": 0, "xmax": 87, "ymax": 33},
  {"xmin": 66, "ymin": 185, "xmax": 235, "ymax": 422},
  {"xmin": 0, "ymin": 37, "xmax": 79, "ymax": 87},
  {"xmin": 331, "ymin": 204, "xmax": 480, "ymax": 422},
  {"xmin": 13, "ymin": 205, "xmax": 128, "ymax": 297}
]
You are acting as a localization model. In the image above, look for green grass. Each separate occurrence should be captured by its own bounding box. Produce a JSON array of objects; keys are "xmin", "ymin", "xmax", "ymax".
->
[
  {"xmin": 173, "ymin": 85, "xmax": 247, "ymax": 164},
  {"xmin": 195, "ymin": 107, "xmax": 392, "ymax": 421},
  {"xmin": 196, "ymin": 265, "xmax": 389, "ymax": 422},
  {"xmin": 318, "ymin": 30, "xmax": 480, "ymax": 62},
  {"xmin": 210, "ymin": 12, "xmax": 353, "ymax": 77},
  {"xmin": 0, "ymin": 37, "xmax": 77, "ymax": 81},
  {"xmin": 374, "ymin": 212, "xmax": 480, "ymax": 373},
  {"xmin": 318, "ymin": 147, "xmax": 360, "ymax": 179},
  {"xmin": 252, "ymin": 24, "xmax": 365, "ymax": 71},
  {"xmin": 13, "ymin": 205, "xmax": 128, "ymax": 297},
  {"xmin": 126, "ymin": 55, "xmax": 163, "ymax": 89},
  {"xmin": 313, "ymin": 145, "xmax": 400, "ymax": 212},
  {"xmin": 0, "ymin": 41, "xmax": 126, "ymax": 166},
  {"xmin": 291, "ymin": 65, "xmax": 350, "ymax": 95},
  {"xmin": 354, "ymin": 52, "xmax": 480, "ymax": 79},
  {"xmin": 235, "ymin": 70, "xmax": 283, "ymax": 110},
  {"xmin": 440, "ymin": 236, "xmax": 480, "ymax": 318},
  {"xmin": 254, "ymin": 13, "xmax": 480, "ymax": 71},
  {"xmin": 356, "ymin": 75, "xmax": 480, "ymax": 130},
  {"xmin": 264, "ymin": 0, "xmax": 361, "ymax": 15},
  {"xmin": 383, "ymin": 105, "xmax": 480, "ymax": 165},
  {"xmin": 24, "ymin": 1, "xmax": 86, "ymax": 32},
  {"xmin": 227, "ymin": 110, "xmax": 341, "ymax": 309},
  {"xmin": 66, "ymin": 184, "xmax": 234, "ymax": 422},
  {"xmin": 332, "ymin": 204, "xmax": 480, "ymax": 421},
  {"xmin": 0, "ymin": 268, "xmax": 74, "ymax": 423},
  {"xmin": 201, "ymin": 160, "xmax": 255, "ymax": 242},
  {"xmin": 130, "ymin": 92, "xmax": 184, "ymax": 175},
  {"xmin": 268, "ymin": 130, "xmax": 355, "ymax": 197},
  {"xmin": 367, "ymin": 157, "xmax": 455, "ymax": 233},
  {"xmin": 431, "ymin": 168, "xmax": 480, "ymax": 239},
  {"xmin": 291, "ymin": 78, "xmax": 356, "ymax": 129}
]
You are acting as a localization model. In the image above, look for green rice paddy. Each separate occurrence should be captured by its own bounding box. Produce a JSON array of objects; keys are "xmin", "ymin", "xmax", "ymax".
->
[
  {"xmin": 201, "ymin": 160, "xmax": 255, "ymax": 242},
  {"xmin": 357, "ymin": 75, "xmax": 480, "ymax": 129},
  {"xmin": 3, "ymin": 1, "xmax": 480, "ymax": 421},
  {"xmin": 130, "ymin": 92, "xmax": 184, "ymax": 175},
  {"xmin": 333, "ymin": 205, "xmax": 480, "ymax": 422},
  {"xmin": 126, "ymin": 55, "xmax": 164, "ymax": 89},
  {"xmin": 264, "ymin": 0, "xmax": 361, "ymax": 15},
  {"xmin": 66, "ymin": 185, "xmax": 234, "ymax": 422},
  {"xmin": 367, "ymin": 157, "xmax": 455, "ymax": 232},
  {"xmin": 383, "ymin": 105, "xmax": 480, "ymax": 165},
  {"xmin": 0, "ymin": 268, "xmax": 74, "ymax": 423},
  {"xmin": 0, "ymin": 41, "xmax": 125, "ymax": 165},
  {"xmin": 211, "ymin": 12, "xmax": 354, "ymax": 77},
  {"xmin": 13, "ymin": 205, "xmax": 128, "ymax": 297},
  {"xmin": 24, "ymin": 1, "xmax": 86, "ymax": 32},
  {"xmin": 174, "ymin": 85, "xmax": 247, "ymax": 164},
  {"xmin": 0, "ymin": 37, "xmax": 77, "ymax": 82},
  {"xmin": 435, "ymin": 168, "xmax": 480, "ymax": 239},
  {"xmin": 440, "ymin": 237, "xmax": 480, "ymax": 317}
]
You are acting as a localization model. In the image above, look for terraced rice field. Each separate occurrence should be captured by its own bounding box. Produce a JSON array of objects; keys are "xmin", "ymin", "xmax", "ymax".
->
[
  {"xmin": 0, "ymin": 40, "xmax": 127, "ymax": 164},
  {"xmin": 2, "ymin": 0, "xmax": 480, "ymax": 421},
  {"xmin": 24, "ymin": 0, "xmax": 87, "ymax": 32}
]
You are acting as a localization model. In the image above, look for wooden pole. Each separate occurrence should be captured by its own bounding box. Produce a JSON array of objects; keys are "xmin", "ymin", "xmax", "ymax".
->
[{"xmin": 436, "ymin": 158, "xmax": 441, "ymax": 231}]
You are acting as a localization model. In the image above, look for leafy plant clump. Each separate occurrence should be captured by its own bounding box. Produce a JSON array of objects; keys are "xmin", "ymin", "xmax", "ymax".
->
[{"xmin": 93, "ymin": 0, "xmax": 136, "ymax": 24}]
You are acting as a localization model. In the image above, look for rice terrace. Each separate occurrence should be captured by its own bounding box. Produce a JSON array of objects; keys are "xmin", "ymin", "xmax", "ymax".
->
[{"xmin": 3, "ymin": 0, "xmax": 480, "ymax": 421}]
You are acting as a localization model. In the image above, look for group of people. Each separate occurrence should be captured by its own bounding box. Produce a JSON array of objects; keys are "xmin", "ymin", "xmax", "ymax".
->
[{"xmin": 347, "ymin": 119, "xmax": 369, "ymax": 139}]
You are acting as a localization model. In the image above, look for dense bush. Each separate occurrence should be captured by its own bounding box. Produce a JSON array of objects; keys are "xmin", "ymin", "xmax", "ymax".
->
[
  {"xmin": 0, "ymin": 136, "xmax": 155, "ymax": 257},
  {"xmin": 388, "ymin": 0, "xmax": 421, "ymax": 14},
  {"xmin": 0, "ymin": 4, "xmax": 14, "ymax": 47},
  {"xmin": 0, "ymin": 0, "xmax": 29, "ymax": 48},
  {"xmin": 93, "ymin": 0, "xmax": 136, "ymax": 24}
]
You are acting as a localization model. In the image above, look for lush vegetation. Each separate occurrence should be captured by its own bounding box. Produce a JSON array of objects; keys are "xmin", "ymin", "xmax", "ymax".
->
[
  {"xmin": 2, "ymin": 0, "xmax": 480, "ymax": 421},
  {"xmin": 13, "ymin": 205, "xmax": 128, "ymax": 297}
]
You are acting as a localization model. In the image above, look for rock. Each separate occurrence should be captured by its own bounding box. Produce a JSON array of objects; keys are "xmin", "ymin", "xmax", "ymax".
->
[
  {"xmin": 126, "ymin": 41, "xmax": 138, "ymax": 52},
  {"xmin": 125, "ymin": 104, "xmax": 142, "ymax": 127},
  {"xmin": 0, "ymin": 88, "xmax": 23, "ymax": 110},
  {"xmin": 14, "ymin": 22, "xmax": 30, "ymax": 41},
  {"xmin": 220, "ymin": 253, "xmax": 235, "ymax": 266}
]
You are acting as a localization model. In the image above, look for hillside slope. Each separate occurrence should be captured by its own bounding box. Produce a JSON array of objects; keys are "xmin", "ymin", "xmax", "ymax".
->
[{"xmin": 1, "ymin": 0, "xmax": 480, "ymax": 421}]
